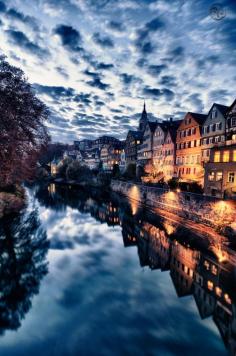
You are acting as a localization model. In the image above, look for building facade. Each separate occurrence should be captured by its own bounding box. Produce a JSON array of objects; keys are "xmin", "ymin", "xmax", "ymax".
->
[
  {"xmin": 92, "ymin": 136, "xmax": 120, "ymax": 150},
  {"xmin": 204, "ymin": 143, "xmax": 236, "ymax": 198},
  {"xmin": 83, "ymin": 148, "xmax": 100, "ymax": 170},
  {"xmin": 176, "ymin": 112, "xmax": 207, "ymax": 185},
  {"xmin": 162, "ymin": 121, "xmax": 181, "ymax": 181},
  {"xmin": 137, "ymin": 121, "xmax": 157, "ymax": 172},
  {"xmin": 125, "ymin": 130, "xmax": 141, "ymax": 165},
  {"xmin": 201, "ymin": 103, "xmax": 228, "ymax": 164},
  {"xmin": 226, "ymin": 99, "xmax": 236, "ymax": 142},
  {"xmin": 100, "ymin": 145, "xmax": 109, "ymax": 170},
  {"xmin": 107, "ymin": 142, "xmax": 125, "ymax": 171}
]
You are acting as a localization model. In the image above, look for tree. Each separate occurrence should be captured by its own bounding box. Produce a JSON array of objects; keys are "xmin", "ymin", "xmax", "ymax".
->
[
  {"xmin": 66, "ymin": 161, "xmax": 93, "ymax": 182},
  {"xmin": 123, "ymin": 163, "xmax": 136, "ymax": 180},
  {"xmin": 112, "ymin": 163, "xmax": 120, "ymax": 178},
  {"xmin": 0, "ymin": 209, "xmax": 49, "ymax": 333},
  {"xmin": 0, "ymin": 56, "xmax": 49, "ymax": 189},
  {"xmin": 57, "ymin": 157, "xmax": 73, "ymax": 178}
]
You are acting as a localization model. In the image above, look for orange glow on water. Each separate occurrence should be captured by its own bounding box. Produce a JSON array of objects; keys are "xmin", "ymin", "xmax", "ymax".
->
[
  {"xmin": 128, "ymin": 185, "xmax": 140, "ymax": 215},
  {"xmin": 212, "ymin": 200, "xmax": 233, "ymax": 220},
  {"xmin": 163, "ymin": 222, "xmax": 176, "ymax": 235}
]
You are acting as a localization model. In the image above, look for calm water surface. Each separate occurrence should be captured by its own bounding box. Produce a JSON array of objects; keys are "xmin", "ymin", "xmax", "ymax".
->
[{"xmin": 0, "ymin": 184, "xmax": 234, "ymax": 356}]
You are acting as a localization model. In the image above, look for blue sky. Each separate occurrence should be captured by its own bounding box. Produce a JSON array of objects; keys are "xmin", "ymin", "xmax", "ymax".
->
[{"xmin": 0, "ymin": 0, "xmax": 235, "ymax": 142}]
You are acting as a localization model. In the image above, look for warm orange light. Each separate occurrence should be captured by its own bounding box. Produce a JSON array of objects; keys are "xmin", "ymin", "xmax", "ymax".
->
[
  {"xmin": 164, "ymin": 221, "xmax": 176, "ymax": 235},
  {"xmin": 128, "ymin": 185, "xmax": 140, "ymax": 215},
  {"xmin": 207, "ymin": 280, "xmax": 213, "ymax": 291},
  {"xmin": 224, "ymin": 293, "xmax": 231, "ymax": 304},
  {"xmin": 215, "ymin": 287, "xmax": 222, "ymax": 297}
]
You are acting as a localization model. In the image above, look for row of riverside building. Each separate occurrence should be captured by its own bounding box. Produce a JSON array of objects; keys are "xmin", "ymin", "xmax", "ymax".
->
[{"xmin": 52, "ymin": 98, "xmax": 236, "ymax": 199}]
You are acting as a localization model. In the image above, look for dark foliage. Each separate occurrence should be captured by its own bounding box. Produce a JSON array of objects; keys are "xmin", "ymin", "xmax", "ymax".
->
[
  {"xmin": 0, "ymin": 209, "xmax": 49, "ymax": 333},
  {"xmin": 0, "ymin": 56, "xmax": 49, "ymax": 188}
]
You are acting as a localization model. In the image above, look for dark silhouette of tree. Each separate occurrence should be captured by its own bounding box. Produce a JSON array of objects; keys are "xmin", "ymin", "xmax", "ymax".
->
[
  {"xmin": 0, "ymin": 56, "xmax": 49, "ymax": 188},
  {"xmin": 0, "ymin": 210, "xmax": 49, "ymax": 334},
  {"xmin": 112, "ymin": 164, "xmax": 120, "ymax": 178}
]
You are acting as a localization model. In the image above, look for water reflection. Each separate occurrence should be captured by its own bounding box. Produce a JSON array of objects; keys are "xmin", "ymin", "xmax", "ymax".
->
[
  {"xmin": 37, "ymin": 183, "xmax": 236, "ymax": 355},
  {"xmin": 0, "ymin": 209, "xmax": 49, "ymax": 334}
]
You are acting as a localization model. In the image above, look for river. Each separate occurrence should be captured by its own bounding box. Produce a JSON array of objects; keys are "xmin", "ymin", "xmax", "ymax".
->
[{"xmin": 0, "ymin": 183, "xmax": 234, "ymax": 356}]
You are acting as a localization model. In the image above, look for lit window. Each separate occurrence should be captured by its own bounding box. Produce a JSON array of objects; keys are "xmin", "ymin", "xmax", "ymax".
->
[
  {"xmin": 228, "ymin": 172, "xmax": 235, "ymax": 183},
  {"xmin": 208, "ymin": 172, "xmax": 215, "ymax": 181},
  {"xmin": 211, "ymin": 265, "xmax": 218, "ymax": 275},
  {"xmin": 233, "ymin": 150, "xmax": 236, "ymax": 162},
  {"xmin": 216, "ymin": 171, "xmax": 223, "ymax": 181},
  {"xmin": 224, "ymin": 294, "xmax": 231, "ymax": 304},
  {"xmin": 214, "ymin": 151, "xmax": 220, "ymax": 162},
  {"xmin": 204, "ymin": 260, "xmax": 210, "ymax": 270},
  {"xmin": 223, "ymin": 150, "xmax": 229, "ymax": 162},
  {"xmin": 215, "ymin": 287, "xmax": 222, "ymax": 297},
  {"xmin": 207, "ymin": 281, "xmax": 214, "ymax": 291}
]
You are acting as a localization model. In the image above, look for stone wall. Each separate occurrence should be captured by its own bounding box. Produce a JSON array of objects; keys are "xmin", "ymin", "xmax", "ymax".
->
[{"xmin": 110, "ymin": 180, "xmax": 236, "ymax": 234}]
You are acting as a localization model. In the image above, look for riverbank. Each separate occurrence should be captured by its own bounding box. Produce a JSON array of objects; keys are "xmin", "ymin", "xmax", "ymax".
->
[
  {"xmin": 110, "ymin": 179, "xmax": 236, "ymax": 239},
  {"xmin": 0, "ymin": 186, "xmax": 26, "ymax": 218}
]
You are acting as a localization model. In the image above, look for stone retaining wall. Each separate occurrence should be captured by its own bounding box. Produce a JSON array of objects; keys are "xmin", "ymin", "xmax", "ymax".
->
[{"xmin": 111, "ymin": 180, "xmax": 236, "ymax": 234}]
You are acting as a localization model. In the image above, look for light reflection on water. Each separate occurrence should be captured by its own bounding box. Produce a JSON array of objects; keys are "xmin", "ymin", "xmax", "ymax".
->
[{"xmin": 0, "ymin": 184, "xmax": 234, "ymax": 356}]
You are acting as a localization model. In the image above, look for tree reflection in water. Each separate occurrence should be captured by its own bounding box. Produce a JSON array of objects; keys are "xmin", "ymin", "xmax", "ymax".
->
[
  {"xmin": 37, "ymin": 183, "xmax": 236, "ymax": 355},
  {"xmin": 0, "ymin": 209, "xmax": 49, "ymax": 334}
]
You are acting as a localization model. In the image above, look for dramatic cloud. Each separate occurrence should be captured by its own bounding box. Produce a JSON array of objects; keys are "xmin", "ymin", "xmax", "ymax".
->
[
  {"xmin": 92, "ymin": 32, "xmax": 114, "ymax": 48},
  {"xmin": 54, "ymin": 25, "xmax": 83, "ymax": 52},
  {"xmin": 6, "ymin": 29, "xmax": 49, "ymax": 58},
  {"xmin": 0, "ymin": 0, "xmax": 235, "ymax": 142}
]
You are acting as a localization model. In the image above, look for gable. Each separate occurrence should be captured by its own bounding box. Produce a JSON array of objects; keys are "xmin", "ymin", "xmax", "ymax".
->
[
  {"xmin": 177, "ymin": 114, "xmax": 198, "ymax": 131},
  {"xmin": 228, "ymin": 99, "xmax": 236, "ymax": 116}
]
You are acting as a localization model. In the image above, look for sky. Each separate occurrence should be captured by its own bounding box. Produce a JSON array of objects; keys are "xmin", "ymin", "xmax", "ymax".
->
[{"xmin": 0, "ymin": 0, "xmax": 235, "ymax": 143}]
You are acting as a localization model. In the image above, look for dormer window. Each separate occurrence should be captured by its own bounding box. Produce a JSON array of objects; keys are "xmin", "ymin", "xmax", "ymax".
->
[{"xmin": 211, "ymin": 108, "xmax": 217, "ymax": 119}]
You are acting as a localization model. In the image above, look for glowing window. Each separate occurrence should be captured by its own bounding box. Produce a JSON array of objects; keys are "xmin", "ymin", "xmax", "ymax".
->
[
  {"xmin": 216, "ymin": 171, "xmax": 223, "ymax": 181},
  {"xmin": 211, "ymin": 265, "xmax": 218, "ymax": 275},
  {"xmin": 215, "ymin": 287, "xmax": 222, "ymax": 297},
  {"xmin": 224, "ymin": 294, "xmax": 231, "ymax": 304},
  {"xmin": 207, "ymin": 281, "xmax": 214, "ymax": 291},
  {"xmin": 214, "ymin": 151, "xmax": 220, "ymax": 162},
  {"xmin": 223, "ymin": 150, "xmax": 229, "ymax": 162},
  {"xmin": 204, "ymin": 260, "xmax": 210, "ymax": 270},
  {"xmin": 233, "ymin": 150, "xmax": 236, "ymax": 162},
  {"xmin": 208, "ymin": 172, "xmax": 215, "ymax": 181}
]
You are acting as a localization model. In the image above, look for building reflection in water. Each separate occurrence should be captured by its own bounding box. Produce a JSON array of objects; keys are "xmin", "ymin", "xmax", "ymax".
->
[{"xmin": 41, "ymin": 183, "xmax": 236, "ymax": 355}]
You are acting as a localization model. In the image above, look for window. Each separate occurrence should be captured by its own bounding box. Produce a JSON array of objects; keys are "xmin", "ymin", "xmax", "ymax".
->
[
  {"xmin": 207, "ymin": 281, "xmax": 214, "ymax": 291},
  {"xmin": 228, "ymin": 172, "xmax": 235, "ymax": 183},
  {"xmin": 223, "ymin": 150, "xmax": 229, "ymax": 162},
  {"xmin": 208, "ymin": 172, "xmax": 215, "ymax": 181},
  {"xmin": 209, "ymin": 137, "xmax": 213, "ymax": 144},
  {"xmin": 204, "ymin": 260, "xmax": 210, "ymax": 270},
  {"xmin": 216, "ymin": 171, "xmax": 223, "ymax": 181},
  {"xmin": 211, "ymin": 109, "xmax": 217, "ymax": 119},
  {"xmin": 215, "ymin": 136, "xmax": 220, "ymax": 143},
  {"xmin": 233, "ymin": 150, "xmax": 236, "ymax": 162},
  {"xmin": 214, "ymin": 151, "xmax": 220, "ymax": 162},
  {"xmin": 211, "ymin": 265, "xmax": 218, "ymax": 275}
]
